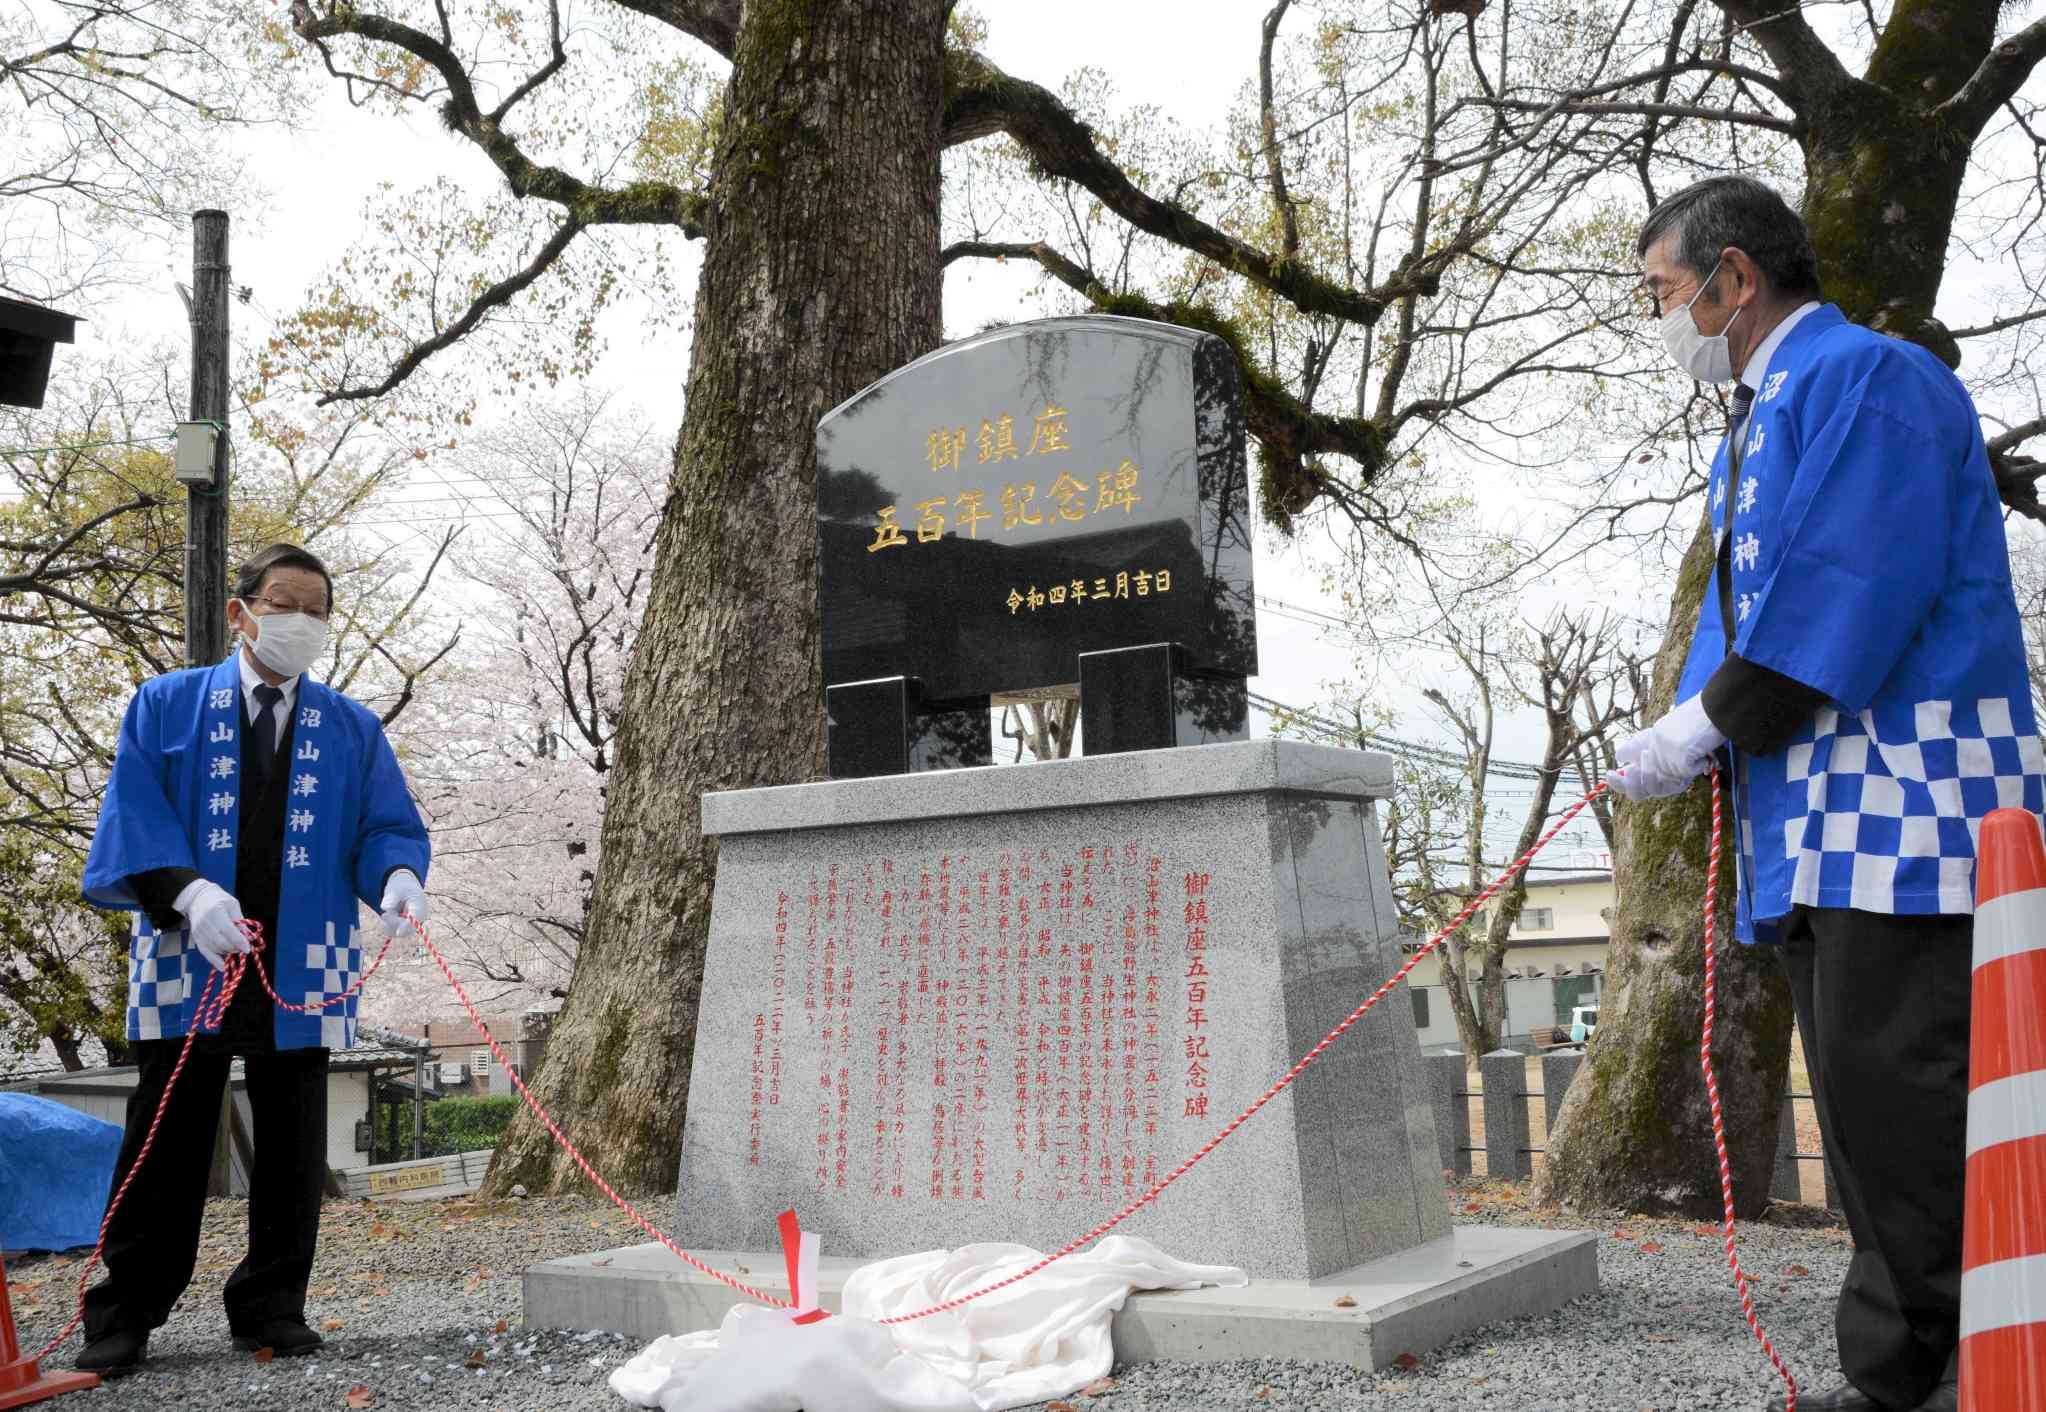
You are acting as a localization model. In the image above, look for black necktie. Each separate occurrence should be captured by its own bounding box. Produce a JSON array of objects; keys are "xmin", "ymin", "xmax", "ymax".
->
[
  {"xmin": 250, "ymin": 684, "xmax": 283, "ymax": 774},
  {"xmin": 1728, "ymin": 383, "xmax": 1756, "ymax": 475}
]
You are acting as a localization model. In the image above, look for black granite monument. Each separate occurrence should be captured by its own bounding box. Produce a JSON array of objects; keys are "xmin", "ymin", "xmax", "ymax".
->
[{"xmin": 815, "ymin": 314, "xmax": 1257, "ymax": 777}]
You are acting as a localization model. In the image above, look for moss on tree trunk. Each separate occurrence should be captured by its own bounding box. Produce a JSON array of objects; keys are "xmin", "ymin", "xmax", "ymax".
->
[
  {"xmin": 486, "ymin": 0, "xmax": 947, "ymax": 1195},
  {"xmin": 1535, "ymin": 517, "xmax": 1794, "ymax": 1217}
]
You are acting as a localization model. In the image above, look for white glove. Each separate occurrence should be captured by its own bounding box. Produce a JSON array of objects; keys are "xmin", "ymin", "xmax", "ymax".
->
[
  {"xmin": 380, "ymin": 870, "xmax": 429, "ymax": 939},
  {"xmin": 179, "ymin": 880, "xmax": 253, "ymax": 972},
  {"xmin": 1610, "ymin": 695, "xmax": 1728, "ymax": 800}
]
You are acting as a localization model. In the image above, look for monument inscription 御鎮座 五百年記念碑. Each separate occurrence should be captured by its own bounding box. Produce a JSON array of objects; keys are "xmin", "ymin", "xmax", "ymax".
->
[{"xmin": 815, "ymin": 315, "xmax": 1258, "ymax": 771}]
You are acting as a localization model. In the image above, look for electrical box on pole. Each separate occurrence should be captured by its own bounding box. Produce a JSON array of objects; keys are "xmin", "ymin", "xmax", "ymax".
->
[{"xmin": 185, "ymin": 211, "xmax": 231, "ymax": 668}]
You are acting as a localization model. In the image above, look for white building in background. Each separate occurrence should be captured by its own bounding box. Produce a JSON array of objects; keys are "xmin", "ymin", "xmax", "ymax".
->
[
  {"xmin": 1, "ymin": 1041, "xmax": 434, "ymax": 1191},
  {"xmin": 1404, "ymin": 871, "xmax": 1614, "ymax": 1054}
]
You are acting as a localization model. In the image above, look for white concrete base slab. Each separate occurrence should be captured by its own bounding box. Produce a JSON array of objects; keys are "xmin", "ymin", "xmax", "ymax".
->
[{"xmin": 523, "ymin": 1224, "xmax": 1596, "ymax": 1371}]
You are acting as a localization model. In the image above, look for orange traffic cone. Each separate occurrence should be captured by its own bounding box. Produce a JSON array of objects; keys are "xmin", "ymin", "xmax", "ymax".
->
[
  {"xmin": 1961, "ymin": 807, "xmax": 2046, "ymax": 1412},
  {"xmin": 0, "ymin": 1252, "xmax": 98, "ymax": 1408}
]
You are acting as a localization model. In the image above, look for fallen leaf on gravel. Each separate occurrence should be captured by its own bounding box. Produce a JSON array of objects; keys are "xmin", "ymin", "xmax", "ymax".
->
[
  {"xmin": 1692, "ymin": 1224, "xmax": 1717, "ymax": 1238},
  {"xmin": 1079, "ymin": 1377, "xmax": 1116, "ymax": 1395},
  {"xmin": 252, "ymin": 1347, "xmax": 274, "ymax": 1363},
  {"xmin": 1786, "ymin": 1264, "xmax": 1810, "ymax": 1277},
  {"xmin": 465, "ymin": 1349, "xmax": 487, "ymax": 1369},
  {"xmin": 1046, "ymin": 1402, "xmax": 1075, "ymax": 1411},
  {"xmin": 1639, "ymin": 1241, "xmax": 1664, "ymax": 1254},
  {"xmin": 1612, "ymin": 1228, "xmax": 1635, "ymax": 1240},
  {"xmin": 1254, "ymin": 1387, "xmax": 1271, "ymax": 1401},
  {"xmin": 321, "ymin": 1318, "xmax": 344, "ymax": 1333},
  {"xmin": 312, "ymin": 1286, "xmax": 338, "ymax": 1298},
  {"xmin": 464, "ymin": 1274, "xmax": 484, "ymax": 1293},
  {"xmin": 1332, "ymin": 1295, "xmax": 1357, "ymax": 1308},
  {"xmin": 1382, "ymin": 1381, "xmax": 1410, "ymax": 1393},
  {"xmin": 494, "ymin": 1318, "xmax": 509, "ymax": 1334},
  {"xmin": 1645, "ymin": 1333, "xmax": 1675, "ymax": 1343},
  {"xmin": 1462, "ymin": 1202, "xmax": 1481, "ymax": 1213},
  {"xmin": 344, "ymin": 1385, "xmax": 375, "ymax": 1408},
  {"xmin": 1392, "ymin": 1352, "xmax": 1420, "ymax": 1371}
]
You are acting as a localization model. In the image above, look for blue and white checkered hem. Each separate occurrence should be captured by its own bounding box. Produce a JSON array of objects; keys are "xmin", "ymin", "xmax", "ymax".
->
[
  {"xmin": 305, "ymin": 921, "xmax": 362, "ymax": 1049},
  {"xmin": 1783, "ymin": 697, "xmax": 2046, "ymax": 914},
  {"xmin": 127, "ymin": 916, "xmax": 188, "ymax": 1041}
]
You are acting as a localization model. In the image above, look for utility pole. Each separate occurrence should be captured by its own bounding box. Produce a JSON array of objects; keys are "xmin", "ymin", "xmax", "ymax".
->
[{"xmin": 185, "ymin": 209, "xmax": 230, "ymax": 668}]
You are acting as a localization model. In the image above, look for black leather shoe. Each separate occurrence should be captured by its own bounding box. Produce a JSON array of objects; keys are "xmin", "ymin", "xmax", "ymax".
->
[
  {"xmin": 76, "ymin": 1327, "xmax": 148, "ymax": 1378},
  {"xmin": 1766, "ymin": 1384, "xmax": 1889, "ymax": 1412},
  {"xmin": 230, "ymin": 1317, "xmax": 324, "ymax": 1357}
]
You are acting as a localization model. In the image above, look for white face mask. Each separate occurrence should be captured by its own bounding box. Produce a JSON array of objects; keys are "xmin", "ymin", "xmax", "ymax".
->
[
  {"xmin": 238, "ymin": 606, "xmax": 329, "ymax": 679},
  {"xmin": 1659, "ymin": 259, "xmax": 1743, "ymax": 384}
]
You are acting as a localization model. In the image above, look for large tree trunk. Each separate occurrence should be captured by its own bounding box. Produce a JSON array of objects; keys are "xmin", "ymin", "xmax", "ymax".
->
[
  {"xmin": 487, "ymin": 0, "xmax": 947, "ymax": 1194},
  {"xmin": 1535, "ymin": 519, "xmax": 1793, "ymax": 1216},
  {"xmin": 1538, "ymin": 4, "xmax": 1997, "ymax": 1213}
]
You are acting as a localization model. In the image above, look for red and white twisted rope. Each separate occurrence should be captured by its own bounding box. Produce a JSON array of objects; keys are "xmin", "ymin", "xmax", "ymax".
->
[{"xmin": 1699, "ymin": 764, "xmax": 1799, "ymax": 1411}]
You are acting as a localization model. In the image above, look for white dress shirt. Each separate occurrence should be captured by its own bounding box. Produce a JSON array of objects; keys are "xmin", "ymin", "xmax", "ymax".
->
[
  {"xmin": 236, "ymin": 643, "xmax": 301, "ymax": 735},
  {"xmin": 1739, "ymin": 300, "xmax": 1821, "ymax": 396}
]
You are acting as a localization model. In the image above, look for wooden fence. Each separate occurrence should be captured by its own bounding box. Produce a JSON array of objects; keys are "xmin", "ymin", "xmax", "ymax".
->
[{"xmin": 1426, "ymin": 1050, "xmax": 1839, "ymax": 1210}]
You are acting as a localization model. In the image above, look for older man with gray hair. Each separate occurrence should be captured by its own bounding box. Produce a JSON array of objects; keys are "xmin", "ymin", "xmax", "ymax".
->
[{"xmin": 1613, "ymin": 175, "xmax": 2043, "ymax": 1412}]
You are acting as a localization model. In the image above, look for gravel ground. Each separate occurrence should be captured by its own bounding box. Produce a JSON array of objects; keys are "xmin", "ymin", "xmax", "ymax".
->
[{"xmin": 9, "ymin": 1181, "xmax": 1855, "ymax": 1412}]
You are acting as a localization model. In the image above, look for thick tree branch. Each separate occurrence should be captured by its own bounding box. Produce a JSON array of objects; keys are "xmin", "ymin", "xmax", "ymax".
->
[
  {"xmin": 606, "ymin": 0, "xmax": 741, "ymax": 59},
  {"xmin": 1988, "ymin": 415, "xmax": 2046, "ymax": 524},
  {"xmin": 1951, "ymin": 306, "xmax": 2046, "ymax": 340},
  {"xmin": 941, "ymin": 54, "xmax": 1446, "ymax": 327},
  {"xmin": 1709, "ymin": 0, "xmax": 1852, "ymax": 105},
  {"xmin": 944, "ymin": 240, "xmax": 1387, "ymax": 519},
  {"xmin": 315, "ymin": 218, "xmax": 586, "ymax": 405},
  {"xmin": 289, "ymin": 3, "xmax": 708, "ymax": 232},
  {"xmin": 1939, "ymin": 15, "xmax": 2046, "ymax": 138}
]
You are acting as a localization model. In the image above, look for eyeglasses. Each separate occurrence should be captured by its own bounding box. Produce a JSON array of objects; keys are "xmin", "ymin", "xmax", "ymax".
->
[{"xmin": 242, "ymin": 594, "xmax": 332, "ymax": 623}]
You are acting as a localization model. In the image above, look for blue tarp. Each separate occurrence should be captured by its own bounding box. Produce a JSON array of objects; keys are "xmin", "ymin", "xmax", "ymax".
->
[{"xmin": 0, "ymin": 1093, "xmax": 119, "ymax": 1252}]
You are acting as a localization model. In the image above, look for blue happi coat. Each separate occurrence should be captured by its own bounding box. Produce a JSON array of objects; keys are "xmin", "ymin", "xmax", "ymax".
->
[
  {"xmin": 1676, "ymin": 303, "xmax": 2046, "ymax": 943},
  {"xmin": 81, "ymin": 656, "xmax": 430, "ymax": 1048}
]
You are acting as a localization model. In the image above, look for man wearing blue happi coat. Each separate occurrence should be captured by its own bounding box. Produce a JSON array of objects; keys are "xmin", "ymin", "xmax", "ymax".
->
[
  {"xmin": 1614, "ymin": 177, "xmax": 2045, "ymax": 1412},
  {"xmin": 73, "ymin": 543, "xmax": 432, "ymax": 1378}
]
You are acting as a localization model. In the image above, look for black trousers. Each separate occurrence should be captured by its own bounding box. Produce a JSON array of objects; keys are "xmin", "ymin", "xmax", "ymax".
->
[
  {"xmin": 82, "ymin": 1041, "xmax": 329, "ymax": 1339},
  {"xmin": 1782, "ymin": 906, "xmax": 1971, "ymax": 1410}
]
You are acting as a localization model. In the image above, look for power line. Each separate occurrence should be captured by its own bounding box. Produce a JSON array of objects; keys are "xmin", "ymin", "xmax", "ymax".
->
[{"xmin": 1247, "ymin": 689, "xmax": 1567, "ymax": 780}]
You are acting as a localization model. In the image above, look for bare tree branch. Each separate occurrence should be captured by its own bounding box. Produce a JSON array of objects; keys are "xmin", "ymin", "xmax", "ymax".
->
[
  {"xmin": 314, "ymin": 218, "xmax": 587, "ymax": 405},
  {"xmin": 1259, "ymin": 0, "xmax": 1300, "ymax": 262},
  {"xmin": 941, "ymin": 53, "xmax": 1449, "ymax": 327},
  {"xmin": 1471, "ymin": 94, "xmax": 1799, "ymax": 134}
]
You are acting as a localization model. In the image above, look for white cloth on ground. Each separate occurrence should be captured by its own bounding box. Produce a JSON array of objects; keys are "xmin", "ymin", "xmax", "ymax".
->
[{"xmin": 607, "ymin": 1235, "xmax": 1248, "ymax": 1412}]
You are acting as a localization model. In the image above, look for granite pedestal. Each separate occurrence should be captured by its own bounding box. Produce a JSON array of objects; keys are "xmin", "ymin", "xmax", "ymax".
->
[{"xmin": 525, "ymin": 741, "xmax": 1597, "ymax": 1361}]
